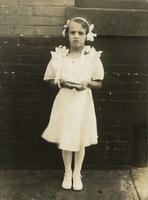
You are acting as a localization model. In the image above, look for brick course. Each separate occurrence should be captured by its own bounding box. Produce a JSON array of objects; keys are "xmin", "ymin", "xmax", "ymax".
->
[
  {"xmin": 0, "ymin": 6, "xmax": 65, "ymax": 16},
  {"xmin": 18, "ymin": 0, "xmax": 74, "ymax": 6}
]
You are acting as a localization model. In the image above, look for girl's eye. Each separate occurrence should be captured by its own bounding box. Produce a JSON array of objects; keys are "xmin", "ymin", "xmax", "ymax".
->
[
  {"xmin": 69, "ymin": 31, "xmax": 85, "ymax": 35},
  {"xmin": 70, "ymin": 31, "xmax": 75, "ymax": 35},
  {"xmin": 78, "ymin": 31, "xmax": 84, "ymax": 35}
]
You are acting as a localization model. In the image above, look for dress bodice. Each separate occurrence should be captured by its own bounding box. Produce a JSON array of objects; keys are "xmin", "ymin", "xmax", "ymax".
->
[{"xmin": 43, "ymin": 45, "xmax": 104, "ymax": 84}]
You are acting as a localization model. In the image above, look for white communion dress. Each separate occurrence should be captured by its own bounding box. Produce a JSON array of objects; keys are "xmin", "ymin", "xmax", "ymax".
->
[{"xmin": 41, "ymin": 45, "xmax": 104, "ymax": 151}]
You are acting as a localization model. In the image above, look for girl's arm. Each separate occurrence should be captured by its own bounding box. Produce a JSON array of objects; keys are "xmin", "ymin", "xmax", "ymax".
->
[
  {"xmin": 48, "ymin": 79, "xmax": 74, "ymax": 89},
  {"xmin": 48, "ymin": 79, "xmax": 102, "ymax": 90},
  {"xmin": 48, "ymin": 79, "xmax": 58, "ymax": 89},
  {"xmin": 87, "ymin": 80, "xmax": 102, "ymax": 89},
  {"xmin": 76, "ymin": 80, "xmax": 102, "ymax": 91}
]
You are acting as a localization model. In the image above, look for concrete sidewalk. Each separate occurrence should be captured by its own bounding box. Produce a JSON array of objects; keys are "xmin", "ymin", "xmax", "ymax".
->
[
  {"xmin": 131, "ymin": 167, "xmax": 148, "ymax": 200},
  {"xmin": 0, "ymin": 169, "xmax": 146, "ymax": 200}
]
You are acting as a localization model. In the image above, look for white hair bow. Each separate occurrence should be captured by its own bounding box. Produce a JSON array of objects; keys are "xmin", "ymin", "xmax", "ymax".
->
[
  {"xmin": 62, "ymin": 20, "xmax": 70, "ymax": 37},
  {"xmin": 86, "ymin": 24, "xmax": 97, "ymax": 41}
]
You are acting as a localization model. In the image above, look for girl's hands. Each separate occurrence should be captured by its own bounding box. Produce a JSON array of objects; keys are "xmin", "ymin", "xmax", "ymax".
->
[
  {"xmin": 58, "ymin": 79, "xmax": 102, "ymax": 90},
  {"xmin": 75, "ymin": 81, "xmax": 88, "ymax": 91},
  {"xmin": 59, "ymin": 80, "xmax": 89, "ymax": 91},
  {"xmin": 60, "ymin": 80, "xmax": 74, "ymax": 89}
]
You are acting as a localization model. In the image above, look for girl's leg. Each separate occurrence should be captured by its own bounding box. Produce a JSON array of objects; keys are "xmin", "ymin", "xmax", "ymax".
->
[
  {"xmin": 61, "ymin": 150, "xmax": 73, "ymax": 189},
  {"xmin": 73, "ymin": 147, "xmax": 85, "ymax": 190}
]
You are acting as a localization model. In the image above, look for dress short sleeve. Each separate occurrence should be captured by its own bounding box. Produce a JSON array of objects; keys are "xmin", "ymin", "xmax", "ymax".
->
[
  {"xmin": 91, "ymin": 51, "xmax": 104, "ymax": 81},
  {"xmin": 43, "ymin": 56, "xmax": 55, "ymax": 81}
]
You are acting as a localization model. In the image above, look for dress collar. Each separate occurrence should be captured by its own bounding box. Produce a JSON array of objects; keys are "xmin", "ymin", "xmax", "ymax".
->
[{"xmin": 54, "ymin": 45, "xmax": 96, "ymax": 57}]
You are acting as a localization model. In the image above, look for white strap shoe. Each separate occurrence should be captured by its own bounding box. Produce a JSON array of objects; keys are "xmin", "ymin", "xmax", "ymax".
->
[
  {"xmin": 73, "ymin": 173, "xmax": 83, "ymax": 191},
  {"xmin": 62, "ymin": 171, "xmax": 72, "ymax": 190}
]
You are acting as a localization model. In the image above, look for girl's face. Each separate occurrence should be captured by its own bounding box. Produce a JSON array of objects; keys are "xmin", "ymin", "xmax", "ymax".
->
[{"xmin": 68, "ymin": 21, "xmax": 87, "ymax": 49}]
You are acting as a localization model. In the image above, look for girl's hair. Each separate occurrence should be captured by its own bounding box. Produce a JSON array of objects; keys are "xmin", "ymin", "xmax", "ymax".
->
[{"xmin": 65, "ymin": 17, "xmax": 90, "ymax": 38}]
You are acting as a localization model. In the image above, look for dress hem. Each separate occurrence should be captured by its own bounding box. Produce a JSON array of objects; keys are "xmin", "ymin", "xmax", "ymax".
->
[{"xmin": 41, "ymin": 135, "xmax": 98, "ymax": 152}]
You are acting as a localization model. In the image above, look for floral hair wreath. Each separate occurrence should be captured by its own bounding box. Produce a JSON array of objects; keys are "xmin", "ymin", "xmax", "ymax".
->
[{"xmin": 62, "ymin": 17, "xmax": 97, "ymax": 42}]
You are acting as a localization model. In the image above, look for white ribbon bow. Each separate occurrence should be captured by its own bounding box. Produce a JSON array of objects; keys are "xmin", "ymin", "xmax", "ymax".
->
[
  {"xmin": 86, "ymin": 24, "xmax": 97, "ymax": 41},
  {"xmin": 62, "ymin": 20, "xmax": 70, "ymax": 37}
]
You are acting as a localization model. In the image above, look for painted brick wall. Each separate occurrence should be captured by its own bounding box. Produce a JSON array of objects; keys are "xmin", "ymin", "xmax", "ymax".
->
[{"xmin": 0, "ymin": 0, "xmax": 74, "ymax": 36}]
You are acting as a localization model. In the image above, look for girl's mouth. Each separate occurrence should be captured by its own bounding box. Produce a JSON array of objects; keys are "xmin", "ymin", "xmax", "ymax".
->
[{"xmin": 73, "ymin": 40, "xmax": 79, "ymax": 43}]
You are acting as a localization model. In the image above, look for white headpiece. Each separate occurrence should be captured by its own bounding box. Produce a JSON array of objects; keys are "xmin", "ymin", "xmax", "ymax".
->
[{"xmin": 62, "ymin": 17, "xmax": 97, "ymax": 42}]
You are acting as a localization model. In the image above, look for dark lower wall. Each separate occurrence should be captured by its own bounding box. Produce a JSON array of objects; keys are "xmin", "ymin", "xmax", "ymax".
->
[{"xmin": 0, "ymin": 35, "xmax": 147, "ymax": 169}]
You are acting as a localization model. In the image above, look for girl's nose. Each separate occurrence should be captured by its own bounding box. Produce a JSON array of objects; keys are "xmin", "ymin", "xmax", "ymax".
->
[{"xmin": 74, "ymin": 32, "xmax": 79, "ymax": 38}]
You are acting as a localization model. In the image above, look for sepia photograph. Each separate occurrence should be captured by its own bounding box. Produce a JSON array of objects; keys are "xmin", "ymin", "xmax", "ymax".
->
[{"xmin": 0, "ymin": 0, "xmax": 148, "ymax": 199}]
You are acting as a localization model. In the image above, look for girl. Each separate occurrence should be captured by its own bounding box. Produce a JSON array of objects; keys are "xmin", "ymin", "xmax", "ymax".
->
[{"xmin": 41, "ymin": 17, "xmax": 104, "ymax": 191}]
